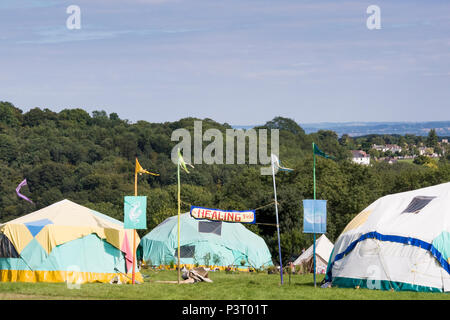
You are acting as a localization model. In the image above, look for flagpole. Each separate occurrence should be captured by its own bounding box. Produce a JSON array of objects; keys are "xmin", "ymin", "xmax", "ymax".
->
[
  {"xmin": 312, "ymin": 143, "xmax": 316, "ymax": 288},
  {"xmin": 271, "ymin": 160, "xmax": 284, "ymax": 285},
  {"xmin": 177, "ymin": 160, "xmax": 181, "ymax": 285},
  {"xmin": 132, "ymin": 170, "xmax": 137, "ymax": 285}
]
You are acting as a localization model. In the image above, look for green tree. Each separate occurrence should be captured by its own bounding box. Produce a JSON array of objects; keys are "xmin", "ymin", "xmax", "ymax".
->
[
  {"xmin": 426, "ymin": 129, "xmax": 438, "ymax": 148},
  {"xmin": 0, "ymin": 101, "xmax": 22, "ymax": 127}
]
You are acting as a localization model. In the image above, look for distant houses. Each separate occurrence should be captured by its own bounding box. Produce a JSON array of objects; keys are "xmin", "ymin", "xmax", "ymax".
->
[
  {"xmin": 347, "ymin": 135, "xmax": 449, "ymax": 166},
  {"xmin": 372, "ymin": 144, "xmax": 402, "ymax": 153},
  {"xmin": 418, "ymin": 146, "xmax": 430, "ymax": 156},
  {"xmin": 351, "ymin": 150, "xmax": 370, "ymax": 165},
  {"xmin": 349, "ymin": 140, "xmax": 446, "ymax": 165},
  {"xmin": 418, "ymin": 146, "xmax": 440, "ymax": 158}
]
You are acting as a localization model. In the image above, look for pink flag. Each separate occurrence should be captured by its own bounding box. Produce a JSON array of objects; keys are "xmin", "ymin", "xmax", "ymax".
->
[{"xmin": 16, "ymin": 179, "xmax": 33, "ymax": 204}]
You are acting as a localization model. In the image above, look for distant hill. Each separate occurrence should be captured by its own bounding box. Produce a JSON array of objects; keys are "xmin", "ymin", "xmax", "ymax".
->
[
  {"xmin": 299, "ymin": 121, "xmax": 450, "ymax": 137},
  {"xmin": 233, "ymin": 121, "xmax": 450, "ymax": 137}
]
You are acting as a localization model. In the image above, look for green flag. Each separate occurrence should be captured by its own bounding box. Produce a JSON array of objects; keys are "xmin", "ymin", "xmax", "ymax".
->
[{"xmin": 313, "ymin": 142, "xmax": 335, "ymax": 160}]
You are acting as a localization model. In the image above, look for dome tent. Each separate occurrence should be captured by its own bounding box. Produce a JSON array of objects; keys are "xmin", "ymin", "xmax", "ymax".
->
[
  {"xmin": 0, "ymin": 199, "xmax": 143, "ymax": 283},
  {"xmin": 325, "ymin": 182, "xmax": 450, "ymax": 292},
  {"xmin": 138, "ymin": 212, "xmax": 273, "ymax": 270}
]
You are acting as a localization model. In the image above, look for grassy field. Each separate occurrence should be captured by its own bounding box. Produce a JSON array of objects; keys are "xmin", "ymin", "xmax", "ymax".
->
[
  {"xmin": 0, "ymin": 269, "xmax": 449, "ymax": 300},
  {"xmin": 397, "ymin": 158, "xmax": 415, "ymax": 164}
]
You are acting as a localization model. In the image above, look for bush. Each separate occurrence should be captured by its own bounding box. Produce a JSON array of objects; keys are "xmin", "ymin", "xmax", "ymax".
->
[{"xmin": 267, "ymin": 266, "xmax": 278, "ymax": 274}]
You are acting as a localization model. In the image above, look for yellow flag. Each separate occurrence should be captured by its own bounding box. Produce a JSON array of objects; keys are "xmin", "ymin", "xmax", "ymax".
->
[
  {"xmin": 177, "ymin": 149, "xmax": 193, "ymax": 173},
  {"xmin": 135, "ymin": 158, "xmax": 159, "ymax": 176}
]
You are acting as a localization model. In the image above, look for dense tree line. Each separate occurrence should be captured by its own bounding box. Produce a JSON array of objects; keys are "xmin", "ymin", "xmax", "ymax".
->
[{"xmin": 1, "ymin": 101, "xmax": 449, "ymax": 265}]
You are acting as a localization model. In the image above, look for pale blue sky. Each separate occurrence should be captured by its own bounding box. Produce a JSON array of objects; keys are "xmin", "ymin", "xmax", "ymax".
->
[{"xmin": 1, "ymin": 0, "xmax": 449, "ymax": 125}]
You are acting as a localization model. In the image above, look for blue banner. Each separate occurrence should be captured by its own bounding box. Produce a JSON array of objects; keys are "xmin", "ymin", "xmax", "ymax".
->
[{"xmin": 303, "ymin": 199, "xmax": 327, "ymax": 234}]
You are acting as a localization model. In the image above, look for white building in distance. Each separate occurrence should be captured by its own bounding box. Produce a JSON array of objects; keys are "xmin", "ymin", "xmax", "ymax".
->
[{"xmin": 351, "ymin": 150, "xmax": 370, "ymax": 165}]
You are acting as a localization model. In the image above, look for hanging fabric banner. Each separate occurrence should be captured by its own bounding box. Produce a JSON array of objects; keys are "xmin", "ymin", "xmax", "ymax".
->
[
  {"xmin": 303, "ymin": 199, "xmax": 327, "ymax": 234},
  {"xmin": 124, "ymin": 196, "xmax": 147, "ymax": 229},
  {"xmin": 190, "ymin": 206, "xmax": 256, "ymax": 224}
]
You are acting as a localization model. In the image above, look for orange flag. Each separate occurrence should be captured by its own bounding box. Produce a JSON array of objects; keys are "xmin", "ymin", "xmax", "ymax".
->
[{"xmin": 135, "ymin": 158, "xmax": 159, "ymax": 176}]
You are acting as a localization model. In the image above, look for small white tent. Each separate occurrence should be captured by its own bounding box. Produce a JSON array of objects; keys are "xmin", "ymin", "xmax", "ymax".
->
[
  {"xmin": 293, "ymin": 234, "xmax": 333, "ymax": 274},
  {"xmin": 325, "ymin": 182, "xmax": 450, "ymax": 292}
]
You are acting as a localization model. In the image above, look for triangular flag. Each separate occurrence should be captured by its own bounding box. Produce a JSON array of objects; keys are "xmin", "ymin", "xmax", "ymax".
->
[
  {"xmin": 313, "ymin": 142, "xmax": 335, "ymax": 160},
  {"xmin": 177, "ymin": 149, "xmax": 193, "ymax": 173},
  {"xmin": 271, "ymin": 154, "xmax": 294, "ymax": 172},
  {"xmin": 135, "ymin": 158, "xmax": 159, "ymax": 176}
]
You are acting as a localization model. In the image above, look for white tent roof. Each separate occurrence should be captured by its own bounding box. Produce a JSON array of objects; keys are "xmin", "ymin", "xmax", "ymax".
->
[
  {"xmin": 327, "ymin": 182, "xmax": 450, "ymax": 292},
  {"xmin": 293, "ymin": 234, "xmax": 334, "ymax": 265}
]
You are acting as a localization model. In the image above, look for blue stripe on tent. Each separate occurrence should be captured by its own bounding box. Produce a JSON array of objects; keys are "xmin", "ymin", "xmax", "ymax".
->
[{"xmin": 326, "ymin": 231, "xmax": 450, "ymax": 282}]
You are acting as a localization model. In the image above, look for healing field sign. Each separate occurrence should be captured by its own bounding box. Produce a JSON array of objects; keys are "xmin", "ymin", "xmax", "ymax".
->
[
  {"xmin": 190, "ymin": 206, "xmax": 256, "ymax": 224},
  {"xmin": 303, "ymin": 199, "xmax": 327, "ymax": 234}
]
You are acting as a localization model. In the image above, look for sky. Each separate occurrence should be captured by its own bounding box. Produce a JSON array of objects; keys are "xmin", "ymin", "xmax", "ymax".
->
[{"xmin": 0, "ymin": 0, "xmax": 449, "ymax": 125}]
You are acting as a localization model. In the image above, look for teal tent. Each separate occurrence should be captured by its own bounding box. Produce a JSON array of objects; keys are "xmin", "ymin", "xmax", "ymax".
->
[{"xmin": 138, "ymin": 213, "xmax": 273, "ymax": 269}]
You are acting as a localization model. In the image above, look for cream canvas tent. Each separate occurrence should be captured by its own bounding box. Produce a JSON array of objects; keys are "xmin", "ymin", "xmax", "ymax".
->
[
  {"xmin": 0, "ymin": 199, "xmax": 142, "ymax": 283},
  {"xmin": 325, "ymin": 182, "xmax": 450, "ymax": 292},
  {"xmin": 293, "ymin": 234, "xmax": 333, "ymax": 274}
]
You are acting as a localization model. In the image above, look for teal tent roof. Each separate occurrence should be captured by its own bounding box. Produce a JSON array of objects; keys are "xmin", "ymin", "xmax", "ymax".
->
[{"xmin": 138, "ymin": 213, "xmax": 273, "ymax": 268}]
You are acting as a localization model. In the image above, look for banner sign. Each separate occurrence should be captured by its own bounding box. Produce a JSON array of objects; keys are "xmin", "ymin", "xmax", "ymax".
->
[
  {"xmin": 190, "ymin": 206, "xmax": 256, "ymax": 224},
  {"xmin": 124, "ymin": 196, "xmax": 147, "ymax": 229},
  {"xmin": 303, "ymin": 199, "xmax": 327, "ymax": 234}
]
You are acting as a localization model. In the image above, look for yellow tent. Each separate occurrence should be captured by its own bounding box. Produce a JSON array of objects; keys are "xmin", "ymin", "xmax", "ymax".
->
[{"xmin": 0, "ymin": 199, "xmax": 143, "ymax": 283}]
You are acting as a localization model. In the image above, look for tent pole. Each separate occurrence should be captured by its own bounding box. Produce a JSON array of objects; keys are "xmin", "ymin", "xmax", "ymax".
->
[
  {"xmin": 272, "ymin": 160, "xmax": 283, "ymax": 285},
  {"xmin": 132, "ymin": 172, "xmax": 138, "ymax": 285},
  {"xmin": 313, "ymin": 143, "xmax": 316, "ymax": 288},
  {"xmin": 177, "ymin": 162, "xmax": 181, "ymax": 284}
]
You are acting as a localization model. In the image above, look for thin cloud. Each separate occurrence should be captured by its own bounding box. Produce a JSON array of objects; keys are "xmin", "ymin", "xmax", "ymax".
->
[
  {"xmin": 17, "ymin": 26, "xmax": 202, "ymax": 44},
  {"xmin": 0, "ymin": 0, "xmax": 58, "ymax": 9},
  {"xmin": 422, "ymin": 72, "xmax": 450, "ymax": 77}
]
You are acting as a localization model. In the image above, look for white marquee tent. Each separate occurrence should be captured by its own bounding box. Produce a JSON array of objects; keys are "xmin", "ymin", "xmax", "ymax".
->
[{"xmin": 325, "ymin": 182, "xmax": 450, "ymax": 292}]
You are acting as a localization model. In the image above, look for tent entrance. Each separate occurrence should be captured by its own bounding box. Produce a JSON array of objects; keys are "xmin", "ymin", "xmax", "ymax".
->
[{"xmin": 0, "ymin": 233, "xmax": 19, "ymax": 258}]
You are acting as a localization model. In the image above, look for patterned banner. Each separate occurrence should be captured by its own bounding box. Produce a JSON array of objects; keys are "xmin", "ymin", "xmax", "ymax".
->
[
  {"xmin": 124, "ymin": 196, "xmax": 147, "ymax": 229},
  {"xmin": 190, "ymin": 206, "xmax": 255, "ymax": 224}
]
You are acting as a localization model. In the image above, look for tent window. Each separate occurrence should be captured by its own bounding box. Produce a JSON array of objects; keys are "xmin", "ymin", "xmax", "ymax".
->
[
  {"xmin": 175, "ymin": 245, "xmax": 195, "ymax": 258},
  {"xmin": 402, "ymin": 196, "xmax": 436, "ymax": 214},
  {"xmin": 198, "ymin": 221, "xmax": 222, "ymax": 236}
]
